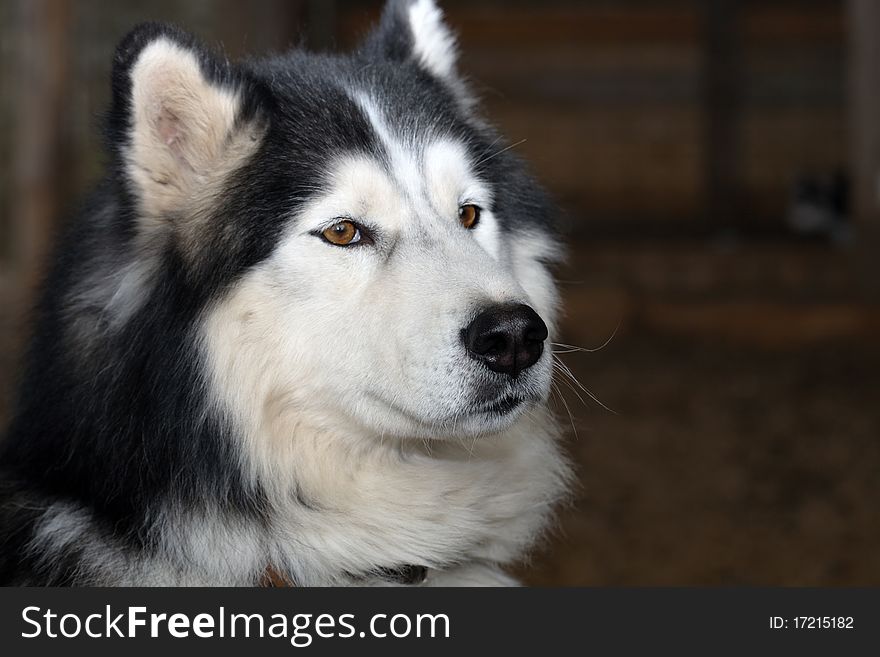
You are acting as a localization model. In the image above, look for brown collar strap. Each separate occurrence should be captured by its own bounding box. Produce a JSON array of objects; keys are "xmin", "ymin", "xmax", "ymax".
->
[
  {"xmin": 260, "ymin": 566, "xmax": 293, "ymax": 587},
  {"xmin": 259, "ymin": 564, "xmax": 428, "ymax": 587}
]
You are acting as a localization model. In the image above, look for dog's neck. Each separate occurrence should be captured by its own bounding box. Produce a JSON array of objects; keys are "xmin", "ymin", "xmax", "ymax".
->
[{"xmin": 254, "ymin": 406, "xmax": 571, "ymax": 586}]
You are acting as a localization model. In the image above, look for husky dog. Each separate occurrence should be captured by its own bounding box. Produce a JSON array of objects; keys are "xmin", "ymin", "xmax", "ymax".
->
[{"xmin": 0, "ymin": 0, "xmax": 571, "ymax": 586}]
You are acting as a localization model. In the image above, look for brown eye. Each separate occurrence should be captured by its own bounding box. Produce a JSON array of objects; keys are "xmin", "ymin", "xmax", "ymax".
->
[
  {"xmin": 321, "ymin": 220, "xmax": 361, "ymax": 246},
  {"xmin": 459, "ymin": 204, "xmax": 481, "ymax": 229}
]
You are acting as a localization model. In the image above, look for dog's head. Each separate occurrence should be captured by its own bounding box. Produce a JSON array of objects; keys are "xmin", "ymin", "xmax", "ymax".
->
[{"xmin": 110, "ymin": 1, "xmax": 561, "ymax": 442}]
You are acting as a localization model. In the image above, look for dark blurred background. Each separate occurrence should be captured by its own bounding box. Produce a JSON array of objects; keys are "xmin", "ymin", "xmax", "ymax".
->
[{"xmin": 1, "ymin": 0, "xmax": 879, "ymax": 585}]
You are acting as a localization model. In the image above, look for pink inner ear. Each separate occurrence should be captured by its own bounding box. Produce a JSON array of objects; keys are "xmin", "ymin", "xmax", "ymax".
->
[
  {"xmin": 153, "ymin": 103, "xmax": 194, "ymax": 171},
  {"xmin": 155, "ymin": 104, "xmax": 183, "ymax": 149}
]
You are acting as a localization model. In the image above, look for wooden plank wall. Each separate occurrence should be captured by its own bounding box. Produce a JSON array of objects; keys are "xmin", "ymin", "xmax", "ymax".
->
[{"xmin": 848, "ymin": 0, "xmax": 880, "ymax": 298}]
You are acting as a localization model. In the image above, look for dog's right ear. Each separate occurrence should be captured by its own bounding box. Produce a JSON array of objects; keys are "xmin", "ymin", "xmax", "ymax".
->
[
  {"xmin": 108, "ymin": 23, "xmax": 267, "ymax": 233},
  {"xmin": 362, "ymin": 1, "xmax": 466, "ymax": 82}
]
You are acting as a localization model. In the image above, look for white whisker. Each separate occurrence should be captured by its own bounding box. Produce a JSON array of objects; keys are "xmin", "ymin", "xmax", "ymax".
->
[
  {"xmin": 554, "ymin": 355, "xmax": 617, "ymax": 415},
  {"xmin": 473, "ymin": 138, "xmax": 527, "ymax": 168},
  {"xmin": 550, "ymin": 320, "xmax": 620, "ymax": 354}
]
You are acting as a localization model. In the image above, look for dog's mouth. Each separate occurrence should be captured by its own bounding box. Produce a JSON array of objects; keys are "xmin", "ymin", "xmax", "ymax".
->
[{"xmin": 479, "ymin": 394, "xmax": 524, "ymax": 416}]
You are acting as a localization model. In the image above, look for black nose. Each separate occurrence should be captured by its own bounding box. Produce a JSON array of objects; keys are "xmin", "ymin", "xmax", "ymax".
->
[{"xmin": 463, "ymin": 304, "xmax": 548, "ymax": 377}]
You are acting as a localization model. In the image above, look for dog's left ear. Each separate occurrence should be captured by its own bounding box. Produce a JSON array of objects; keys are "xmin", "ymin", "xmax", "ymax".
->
[
  {"xmin": 108, "ymin": 23, "xmax": 267, "ymax": 232},
  {"xmin": 363, "ymin": 0, "xmax": 460, "ymax": 83}
]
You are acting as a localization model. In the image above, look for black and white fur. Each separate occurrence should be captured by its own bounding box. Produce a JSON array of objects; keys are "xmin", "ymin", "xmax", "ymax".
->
[{"xmin": 0, "ymin": 0, "xmax": 571, "ymax": 586}]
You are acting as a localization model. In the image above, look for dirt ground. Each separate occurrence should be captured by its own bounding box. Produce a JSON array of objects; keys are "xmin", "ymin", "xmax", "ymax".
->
[{"xmin": 520, "ymin": 330, "xmax": 880, "ymax": 586}]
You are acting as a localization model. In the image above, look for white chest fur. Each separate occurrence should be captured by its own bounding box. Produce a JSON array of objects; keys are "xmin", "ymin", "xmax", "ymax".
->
[{"xmin": 262, "ymin": 406, "xmax": 571, "ymax": 586}]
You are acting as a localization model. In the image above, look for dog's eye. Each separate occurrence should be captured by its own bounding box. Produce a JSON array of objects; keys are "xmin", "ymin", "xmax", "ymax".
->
[
  {"xmin": 459, "ymin": 204, "xmax": 481, "ymax": 229},
  {"xmin": 321, "ymin": 220, "xmax": 362, "ymax": 246}
]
